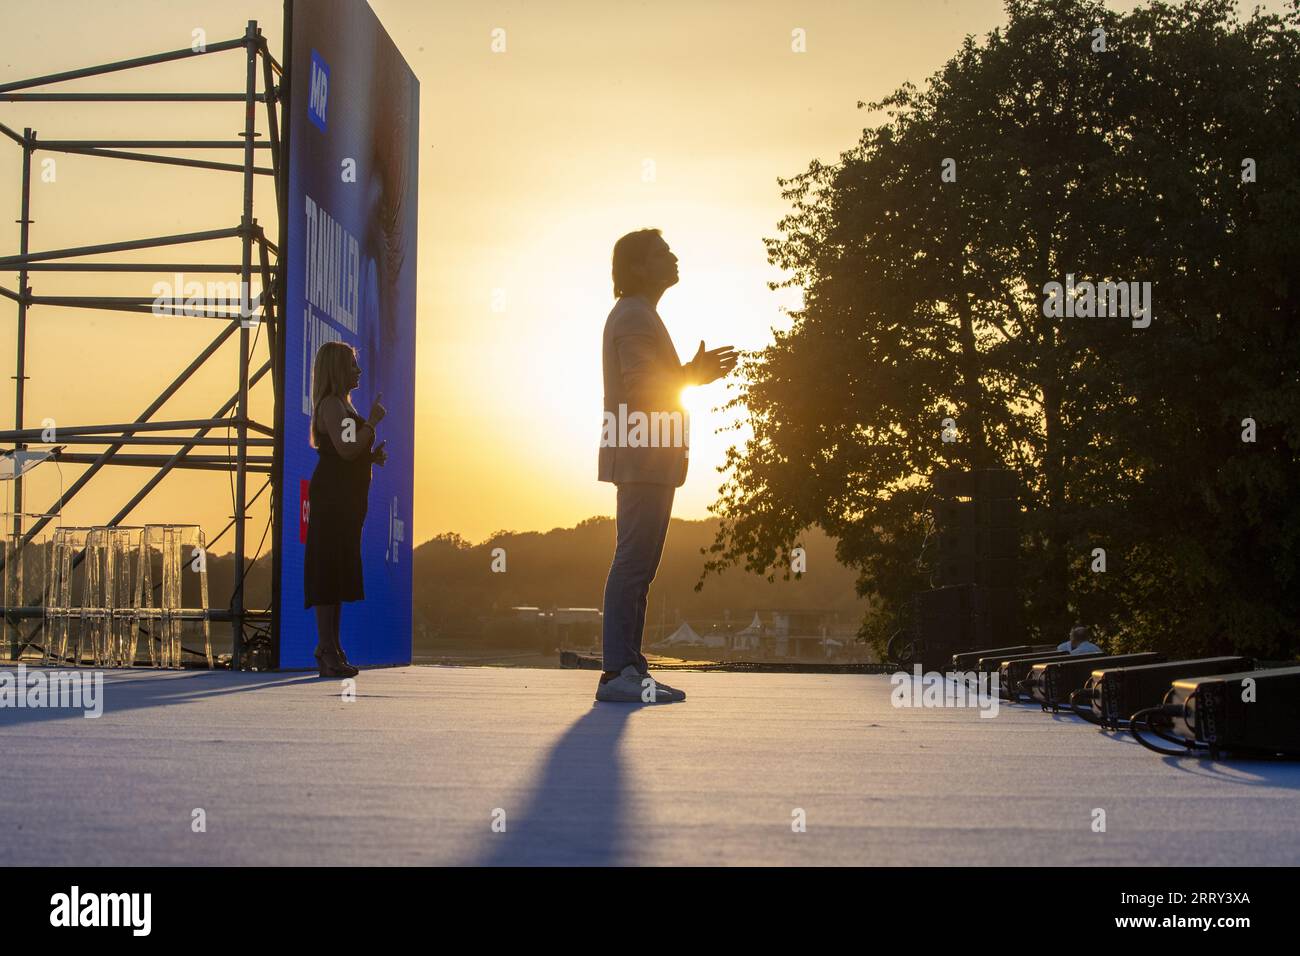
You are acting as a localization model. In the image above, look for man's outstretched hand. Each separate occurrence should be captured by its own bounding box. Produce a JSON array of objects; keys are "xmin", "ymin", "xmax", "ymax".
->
[{"xmin": 689, "ymin": 340, "xmax": 739, "ymax": 385}]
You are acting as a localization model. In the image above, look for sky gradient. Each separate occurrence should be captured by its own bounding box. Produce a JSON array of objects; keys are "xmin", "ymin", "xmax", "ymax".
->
[{"xmin": 2, "ymin": 0, "xmax": 1244, "ymax": 550}]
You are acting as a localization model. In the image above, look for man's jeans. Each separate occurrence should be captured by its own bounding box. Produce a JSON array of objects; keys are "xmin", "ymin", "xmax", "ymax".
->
[{"xmin": 601, "ymin": 482, "xmax": 676, "ymax": 673}]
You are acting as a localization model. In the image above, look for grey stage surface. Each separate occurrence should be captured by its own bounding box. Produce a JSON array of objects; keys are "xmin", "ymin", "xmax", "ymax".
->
[{"xmin": 1, "ymin": 665, "xmax": 1297, "ymax": 866}]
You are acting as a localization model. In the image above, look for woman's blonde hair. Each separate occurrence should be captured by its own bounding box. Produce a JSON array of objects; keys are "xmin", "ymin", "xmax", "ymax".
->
[{"xmin": 310, "ymin": 341, "xmax": 358, "ymax": 447}]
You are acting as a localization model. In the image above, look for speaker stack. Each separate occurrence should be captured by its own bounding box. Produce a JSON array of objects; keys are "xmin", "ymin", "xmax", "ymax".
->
[
  {"xmin": 902, "ymin": 468, "xmax": 1022, "ymax": 669},
  {"xmin": 906, "ymin": 582, "xmax": 976, "ymax": 670}
]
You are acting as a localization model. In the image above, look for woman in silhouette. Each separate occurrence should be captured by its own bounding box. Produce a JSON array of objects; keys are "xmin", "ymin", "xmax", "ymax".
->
[{"xmin": 304, "ymin": 341, "xmax": 387, "ymax": 677}]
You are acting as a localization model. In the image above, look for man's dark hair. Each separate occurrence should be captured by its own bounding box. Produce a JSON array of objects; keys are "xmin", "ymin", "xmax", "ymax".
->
[{"xmin": 611, "ymin": 228, "xmax": 662, "ymax": 298}]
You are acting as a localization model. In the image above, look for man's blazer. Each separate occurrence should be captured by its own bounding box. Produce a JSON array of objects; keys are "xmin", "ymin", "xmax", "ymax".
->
[{"xmin": 598, "ymin": 295, "xmax": 691, "ymax": 487}]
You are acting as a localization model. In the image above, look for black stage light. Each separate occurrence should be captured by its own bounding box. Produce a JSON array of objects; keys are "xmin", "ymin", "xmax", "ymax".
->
[
  {"xmin": 976, "ymin": 649, "xmax": 1069, "ymax": 680},
  {"xmin": 1130, "ymin": 665, "xmax": 1300, "ymax": 758},
  {"xmin": 1070, "ymin": 657, "xmax": 1253, "ymax": 729},
  {"xmin": 1023, "ymin": 653, "xmax": 1163, "ymax": 709},
  {"xmin": 995, "ymin": 651, "xmax": 1104, "ymax": 701},
  {"xmin": 951, "ymin": 644, "xmax": 1055, "ymax": 671}
]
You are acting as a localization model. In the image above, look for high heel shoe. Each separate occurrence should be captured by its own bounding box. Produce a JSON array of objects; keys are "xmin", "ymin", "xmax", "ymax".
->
[{"xmin": 314, "ymin": 647, "xmax": 358, "ymax": 678}]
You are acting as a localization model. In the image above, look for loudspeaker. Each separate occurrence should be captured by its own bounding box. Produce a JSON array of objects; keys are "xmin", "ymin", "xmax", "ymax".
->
[
  {"xmin": 1078, "ymin": 656, "xmax": 1253, "ymax": 729},
  {"xmin": 934, "ymin": 499, "xmax": 977, "ymax": 530},
  {"xmin": 927, "ymin": 467, "xmax": 1022, "ymax": 639},
  {"xmin": 1023, "ymin": 653, "xmax": 1164, "ymax": 709},
  {"xmin": 974, "ymin": 649, "xmax": 1067, "ymax": 678},
  {"xmin": 975, "ymin": 498, "xmax": 1020, "ymax": 527},
  {"xmin": 932, "ymin": 468, "xmax": 977, "ymax": 499},
  {"xmin": 1165, "ymin": 665, "xmax": 1300, "ymax": 757},
  {"xmin": 908, "ymin": 584, "xmax": 978, "ymax": 669},
  {"xmin": 932, "ymin": 467, "xmax": 1019, "ymax": 499},
  {"xmin": 975, "ymin": 468, "xmax": 1020, "ymax": 498},
  {"xmin": 951, "ymin": 644, "xmax": 1055, "ymax": 671},
  {"xmin": 997, "ymin": 651, "xmax": 1104, "ymax": 700},
  {"xmin": 972, "ymin": 584, "xmax": 1020, "ymax": 647},
  {"xmin": 903, "ymin": 468, "xmax": 1024, "ymax": 668},
  {"xmin": 914, "ymin": 583, "xmax": 975, "ymax": 620},
  {"xmin": 935, "ymin": 556, "xmax": 976, "ymax": 587},
  {"xmin": 937, "ymin": 528, "xmax": 977, "ymax": 559},
  {"xmin": 976, "ymin": 526, "xmax": 1019, "ymax": 559},
  {"xmin": 974, "ymin": 558, "xmax": 1019, "ymax": 590},
  {"xmin": 936, "ymin": 556, "xmax": 1020, "ymax": 590}
]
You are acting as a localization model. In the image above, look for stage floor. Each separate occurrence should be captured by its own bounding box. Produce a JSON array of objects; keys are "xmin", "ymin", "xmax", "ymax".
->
[{"xmin": 2, "ymin": 665, "xmax": 1297, "ymax": 866}]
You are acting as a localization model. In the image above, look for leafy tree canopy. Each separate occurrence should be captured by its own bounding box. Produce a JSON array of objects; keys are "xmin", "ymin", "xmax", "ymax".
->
[{"xmin": 703, "ymin": 0, "xmax": 1300, "ymax": 660}]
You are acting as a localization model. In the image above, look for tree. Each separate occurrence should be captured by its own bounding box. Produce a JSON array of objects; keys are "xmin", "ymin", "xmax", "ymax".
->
[{"xmin": 702, "ymin": 0, "xmax": 1300, "ymax": 659}]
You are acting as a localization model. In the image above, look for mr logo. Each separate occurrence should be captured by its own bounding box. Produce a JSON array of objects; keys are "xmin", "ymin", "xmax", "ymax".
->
[
  {"xmin": 308, "ymin": 49, "xmax": 330, "ymax": 132},
  {"xmin": 299, "ymin": 479, "xmax": 311, "ymax": 544}
]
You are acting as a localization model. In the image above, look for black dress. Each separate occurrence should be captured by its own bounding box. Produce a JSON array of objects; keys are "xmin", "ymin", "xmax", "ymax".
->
[{"xmin": 304, "ymin": 398, "xmax": 372, "ymax": 608}]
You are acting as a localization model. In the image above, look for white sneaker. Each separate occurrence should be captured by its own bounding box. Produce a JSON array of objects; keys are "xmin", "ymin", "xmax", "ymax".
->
[
  {"xmin": 643, "ymin": 671, "xmax": 686, "ymax": 702},
  {"xmin": 594, "ymin": 664, "xmax": 680, "ymax": 703}
]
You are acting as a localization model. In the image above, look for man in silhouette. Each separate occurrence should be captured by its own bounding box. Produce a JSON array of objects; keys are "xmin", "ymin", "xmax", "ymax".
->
[
  {"xmin": 596, "ymin": 229, "xmax": 737, "ymax": 703},
  {"xmin": 1057, "ymin": 625, "xmax": 1101, "ymax": 655}
]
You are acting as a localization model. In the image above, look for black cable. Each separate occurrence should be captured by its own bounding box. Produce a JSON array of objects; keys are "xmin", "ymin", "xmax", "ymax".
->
[
  {"xmin": 915, "ymin": 493, "xmax": 936, "ymax": 582},
  {"xmin": 1005, "ymin": 668, "xmax": 1032, "ymax": 703},
  {"xmin": 1130, "ymin": 705, "xmax": 1193, "ymax": 756},
  {"xmin": 1148, "ymin": 687, "xmax": 1196, "ymax": 747},
  {"xmin": 1130, "ymin": 688, "xmax": 1200, "ymax": 756},
  {"xmin": 1020, "ymin": 672, "xmax": 1044, "ymax": 706},
  {"xmin": 886, "ymin": 627, "xmax": 915, "ymax": 667},
  {"xmin": 1069, "ymin": 680, "xmax": 1104, "ymax": 725}
]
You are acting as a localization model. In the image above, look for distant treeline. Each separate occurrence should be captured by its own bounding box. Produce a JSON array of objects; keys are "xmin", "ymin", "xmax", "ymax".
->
[
  {"xmin": 412, "ymin": 517, "xmax": 865, "ymax": 649},
  {"xmin": 190, "ymin": 518, "xmax": 862, "ymax": 658}
]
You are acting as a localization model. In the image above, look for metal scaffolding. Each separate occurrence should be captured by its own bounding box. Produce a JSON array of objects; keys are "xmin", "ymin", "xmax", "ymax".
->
[{"xmin": 0, "ymin": 21, "xmax": 286, "ymax": 669}]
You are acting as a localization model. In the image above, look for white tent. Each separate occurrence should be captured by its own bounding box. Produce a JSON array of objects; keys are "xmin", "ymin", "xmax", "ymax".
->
[
  {"xmin": 732, "ymin": 611, "xmax": 763, "ymax": 650},
  {"xmin": 655, "ymin": 621, "xmax": 705, "ymax": 647}
]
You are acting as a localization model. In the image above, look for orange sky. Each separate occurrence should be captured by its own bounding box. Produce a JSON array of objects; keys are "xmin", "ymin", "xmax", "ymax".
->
[{"xmin": 3, "ymin": 0, "xmax": 1255, "ymax": 551}]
